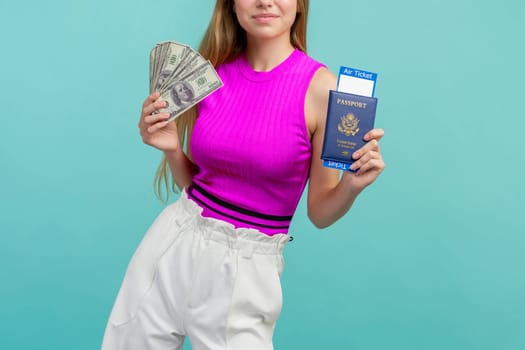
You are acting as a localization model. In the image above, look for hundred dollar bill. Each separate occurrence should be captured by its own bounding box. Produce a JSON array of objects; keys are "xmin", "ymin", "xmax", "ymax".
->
[
  {"xmin": 161, "ymin": 51, "xmax": 207, "ymax": 92},
  {"xmin": 150, "ymin": 43, "xmax": 168, "ymax": 92},
  {"xmin": 150, "ymin": 42, "xmax": 190, "ymax": 93},
  {"xmin": 149, "ymin": 46, "xmax": 155, "ymax": 91},
  {"xmin": 158, "ymin": 61, "xmax": 223, "ymax": 121},
  {"xmin": 151, "ymin": 43, "xmax": 164, "ymax": 91},
  {"xmin": 157, "ymin": 48, "xmax": 205, "ymax": 94}
]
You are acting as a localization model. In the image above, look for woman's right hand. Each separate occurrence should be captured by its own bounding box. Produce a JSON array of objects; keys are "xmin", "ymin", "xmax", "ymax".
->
[{"xmin": 138, "ymin": 92, "xmax": 180, "ymax": 152}]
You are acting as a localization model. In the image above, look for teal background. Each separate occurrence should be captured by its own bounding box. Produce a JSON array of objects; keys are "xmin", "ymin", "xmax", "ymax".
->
[{"xmin": 1, "ymin": 0, "xmax": 524, "ymax": 349}]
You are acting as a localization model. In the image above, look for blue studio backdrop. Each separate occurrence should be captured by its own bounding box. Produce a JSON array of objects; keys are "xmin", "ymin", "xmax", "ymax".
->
[{"xmin": 1, "ymin": 0, "xmax": 524, "ymax": 349}]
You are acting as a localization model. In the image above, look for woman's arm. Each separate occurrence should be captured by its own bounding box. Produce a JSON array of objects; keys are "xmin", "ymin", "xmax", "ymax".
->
[
  {"xmin": 305, "ymin": 68, "xmax": 385, "ymax": 228},
  {"xmin": 163, "ymin": 149, "xmax": 197, "ymax": 190},
  {"xmin": 139, "ymin": 92, "xmax": 197, "ymax": 189}
]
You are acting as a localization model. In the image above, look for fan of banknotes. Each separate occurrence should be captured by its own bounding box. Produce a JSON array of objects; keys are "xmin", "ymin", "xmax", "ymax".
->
[{"xmin": 149, "ymin": 41, "xmax": 223, "ymax": 121}]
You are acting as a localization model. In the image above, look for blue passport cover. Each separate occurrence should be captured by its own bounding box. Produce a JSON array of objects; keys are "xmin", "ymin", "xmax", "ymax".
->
[{"xmin": 321, "ymin": 90, "xmax": 378, "ymax": 171}]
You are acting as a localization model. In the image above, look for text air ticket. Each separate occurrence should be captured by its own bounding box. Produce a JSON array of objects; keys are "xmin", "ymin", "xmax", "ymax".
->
[{"xmin": 336, "ymin": 66, "xmax": 377, "ymax": 97}]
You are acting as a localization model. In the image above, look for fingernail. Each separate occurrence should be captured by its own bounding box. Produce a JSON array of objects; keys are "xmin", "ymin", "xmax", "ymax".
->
[
  {"xmin": 350, "ymin": 163, "xmax": 358, "ymax": 171},
  {"xmin": 364, "ymin": 134, "xmax": 371, "ymax": 141},
  {"xmin": 353, "ymin": 152, "xmax": 360, "ymax": 159}
]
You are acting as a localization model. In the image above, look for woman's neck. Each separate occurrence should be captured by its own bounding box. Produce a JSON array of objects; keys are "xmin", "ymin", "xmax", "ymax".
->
[{"xmin": 244, "ymin": 37, "xmax": 295, "ymax": 72}]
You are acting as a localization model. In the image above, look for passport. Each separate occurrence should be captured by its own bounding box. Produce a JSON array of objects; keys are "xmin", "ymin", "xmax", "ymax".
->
[{"xmin": 321, "ymin": 90, "xmax": 378, "ymax": 172}]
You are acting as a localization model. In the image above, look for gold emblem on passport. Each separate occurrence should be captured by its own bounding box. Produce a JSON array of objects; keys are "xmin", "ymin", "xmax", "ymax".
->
[{"xmin": 338, "ymin": 113, "xmax": 360, "ymax": 137}]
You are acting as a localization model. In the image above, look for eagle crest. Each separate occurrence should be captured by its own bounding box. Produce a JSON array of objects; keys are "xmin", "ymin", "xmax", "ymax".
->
[{"xmin": 338, "ymin": 113, "xmax": 359, "ymax": 137}]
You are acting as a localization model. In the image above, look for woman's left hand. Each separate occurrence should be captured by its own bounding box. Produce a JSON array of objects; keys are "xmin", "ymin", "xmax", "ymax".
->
[{"xmin": 344, "ymin": 128, "xmax": 386, "ymax": 189}]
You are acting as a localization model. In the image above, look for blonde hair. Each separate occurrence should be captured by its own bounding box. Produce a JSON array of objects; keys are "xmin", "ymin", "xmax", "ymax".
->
[{"xmin": 154, "ymin": 0, "xmax": 310, "ymax": 201}]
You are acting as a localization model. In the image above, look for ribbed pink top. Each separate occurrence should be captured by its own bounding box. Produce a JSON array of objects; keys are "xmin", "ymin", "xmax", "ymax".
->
[{"xmin": 189, "ymin": 49, "xmax": 325, "ymax": 235}]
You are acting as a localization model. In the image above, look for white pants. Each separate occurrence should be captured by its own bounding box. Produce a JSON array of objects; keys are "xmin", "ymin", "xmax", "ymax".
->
[{"xmin": 101, "ymin": 191, "xmax": 290, "ymax": 350}]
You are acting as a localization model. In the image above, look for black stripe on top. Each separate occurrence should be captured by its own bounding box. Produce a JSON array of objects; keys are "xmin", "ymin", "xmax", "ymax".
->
[
  {"xmin": 188, "ymin": 188, "xmax": 290, "ymax": 230},
  {"xmin": 189, "ymin": 183, "xmax": 293, "ymax": 222}
]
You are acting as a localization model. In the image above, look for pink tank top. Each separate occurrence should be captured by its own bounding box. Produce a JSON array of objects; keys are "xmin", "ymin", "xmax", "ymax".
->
[{"xmin": 189, "ymin": 49, "xmax": 325, "ymax": 235}]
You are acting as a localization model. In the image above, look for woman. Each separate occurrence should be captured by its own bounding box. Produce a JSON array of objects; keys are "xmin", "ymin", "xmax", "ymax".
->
[{"xmin": 102, "ymin": 0, "xmax": 385, "ymax": 349}]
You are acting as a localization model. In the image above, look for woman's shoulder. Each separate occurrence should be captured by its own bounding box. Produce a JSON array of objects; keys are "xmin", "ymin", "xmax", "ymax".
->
[
  {"xmin": 308, "ymin": 66, "xmax": 337, "ymax": 104},
  {"xmin": 304, "ymin": 66, "xmax": 337, "ymax": 136}
]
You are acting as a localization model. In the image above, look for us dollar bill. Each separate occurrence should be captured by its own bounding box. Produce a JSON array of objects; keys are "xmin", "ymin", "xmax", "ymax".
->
[
  {"xmin": 160, "ymin": 51, "xmax": 207, "ymax": 93},
  {"xmin": 150, "ymin": 41, "xmax": 190, "ymax": 93},
  {"xmin": 158, "ymin": 61, "xmax": 223, "ymax": 121},
  {"xmin": 150, "ymin": 43, "xmax": 169, "ymax": 92},
  {"xmin": 157, "ymin": 49, "xmax": 206, "ymax": 94}
]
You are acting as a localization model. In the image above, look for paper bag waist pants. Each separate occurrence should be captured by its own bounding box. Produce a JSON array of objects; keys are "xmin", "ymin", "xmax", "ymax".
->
[{"xmin": 101, "ymin": 191, "xmax": 290, "ymax": 350}]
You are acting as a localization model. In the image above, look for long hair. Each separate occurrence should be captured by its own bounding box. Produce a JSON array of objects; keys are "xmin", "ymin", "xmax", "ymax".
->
[{"xmin": 154, "ymin": 0, "xmax": 310, "ymax": 201}]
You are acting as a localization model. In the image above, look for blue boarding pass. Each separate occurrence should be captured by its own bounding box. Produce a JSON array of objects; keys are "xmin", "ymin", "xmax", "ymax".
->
[{"xmin": 336, "ymin": 66, "xmax": 377, "ymax": 97}]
